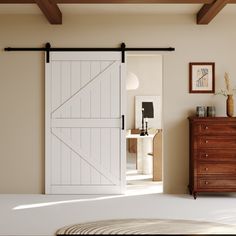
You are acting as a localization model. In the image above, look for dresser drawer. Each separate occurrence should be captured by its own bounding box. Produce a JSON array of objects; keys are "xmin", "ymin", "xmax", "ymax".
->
[
  {"xmin": 196, "ymin": 136, "xmax": 236, "ymax": 149},
  {"xmin": 197, "ymin": 150, "xmax": 236, "ymax": 162},
  {"xmin": 198, "ymin": 178, "xmax": 236, "ymax": 189},
  {"xmin": 197, "ymin": 163, "xmax": 236, "ymax": 175},
  {"xmin": 194, "ymin": 123, "xmax": 236, "ymax": 135}
]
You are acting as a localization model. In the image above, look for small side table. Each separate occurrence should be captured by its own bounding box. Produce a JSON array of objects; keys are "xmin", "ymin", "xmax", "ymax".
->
[{"xmin": 126, "ymin": 131, "xmax": 157, "ymax": 174}]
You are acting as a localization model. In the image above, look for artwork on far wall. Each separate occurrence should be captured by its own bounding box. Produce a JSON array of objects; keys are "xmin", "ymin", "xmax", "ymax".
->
[
  {"xmin": 189, "ymin": 62, "xmax": 215, "ymax": 93},
  {"xmin": 135, "ymin": 96, "xmax": 161, "ymax": 129}
]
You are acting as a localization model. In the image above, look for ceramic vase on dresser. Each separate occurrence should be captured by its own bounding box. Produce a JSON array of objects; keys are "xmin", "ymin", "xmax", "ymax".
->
[{"xmin": 227, "ymin": 95, "xmax": 234, "ymax": 117}]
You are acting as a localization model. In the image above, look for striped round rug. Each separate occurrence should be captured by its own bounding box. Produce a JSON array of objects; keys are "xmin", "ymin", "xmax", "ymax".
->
[{"xmin": 56, "ymin": 219, "xmax": 236, "ymax": 235}]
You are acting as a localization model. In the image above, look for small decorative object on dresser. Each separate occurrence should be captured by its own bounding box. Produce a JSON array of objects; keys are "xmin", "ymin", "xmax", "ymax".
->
[
  {"xmin": 227, "ymin": 95, "xmax": 234, "ymax": 117},
  {"xmin": 215, "ymin": 72, "xmax": 236, "ymax": 117},
  {"xmin": 188, "ymin": 116, "xmax": 236, "ymax": 199},
  {"xmin": 207, "ymin": 106, "xmax": 216, "ymax": 117},
  {"xmin": 196, "ymin": 106, "xmax": 206, "ymax": 117}
]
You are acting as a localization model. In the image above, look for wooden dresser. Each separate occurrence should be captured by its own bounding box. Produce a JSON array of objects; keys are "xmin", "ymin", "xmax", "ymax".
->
[{"xmin": 188, "ymin": 117, "xmax": 236, "ymax": 199}]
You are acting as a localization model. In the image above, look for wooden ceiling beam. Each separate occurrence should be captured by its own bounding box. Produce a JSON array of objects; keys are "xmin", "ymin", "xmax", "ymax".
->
[
  {"xmin": 0, "ymin": 0, "xmax": 215, "ymax": 3},
  {"xmin": 197, "ymin": 0, "xmax": 229, "ymax": 24},
  {"xmin": 55, "ymin": 0, "xmax": 214, "ymax": 3},
  {"xmin": 1, "ymin": 0, "xmax": 236, "ymax": 3},
  {"xmin": 34, "ymin": 0, "xmax": 62, "ymax": 24}
]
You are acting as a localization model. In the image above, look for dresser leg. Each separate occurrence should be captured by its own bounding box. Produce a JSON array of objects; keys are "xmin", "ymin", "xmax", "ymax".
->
[
  {"xmin": 188, "ymin": 185, "xmax": 192, "ymax": 195},
  {"xmin": 193, "ymin": 192, "xmax": 197, "ymax": 200}
]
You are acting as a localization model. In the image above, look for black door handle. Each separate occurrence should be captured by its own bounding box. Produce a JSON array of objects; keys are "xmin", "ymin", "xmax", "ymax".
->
[{"xmin": 122, "ymin": 115, "xmax": 125, "ymax": 130}]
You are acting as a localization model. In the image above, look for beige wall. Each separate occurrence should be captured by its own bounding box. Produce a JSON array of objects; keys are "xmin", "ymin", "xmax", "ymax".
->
[
  {"xmin": 126, "ymin": 55, "xmax": 162, "ymax": 130},
  {"xmin": 0, "ymin": 13, "xmax": 235, "ymax": 193}
]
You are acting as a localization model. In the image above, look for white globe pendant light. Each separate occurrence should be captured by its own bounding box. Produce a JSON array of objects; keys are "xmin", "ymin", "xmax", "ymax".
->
[{"xmin": 126, "ymin": 72, "xmax": 139, "ymax": 90}]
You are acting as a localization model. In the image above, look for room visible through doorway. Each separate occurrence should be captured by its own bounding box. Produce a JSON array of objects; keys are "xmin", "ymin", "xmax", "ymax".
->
[{"xmin": 126, "ymin": 54, "xmax": 163, "ymax": 194}]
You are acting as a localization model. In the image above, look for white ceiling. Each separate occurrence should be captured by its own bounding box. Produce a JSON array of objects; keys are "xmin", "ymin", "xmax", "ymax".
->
[{"xmin": 0, "ymin": 4, "xmax": 235, "ymax": 15}]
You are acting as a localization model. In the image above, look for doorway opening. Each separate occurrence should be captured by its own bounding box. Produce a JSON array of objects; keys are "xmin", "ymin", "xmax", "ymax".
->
[{"xmin": 126, "ymin": 54, "xmax": 163, "ymax": 194}]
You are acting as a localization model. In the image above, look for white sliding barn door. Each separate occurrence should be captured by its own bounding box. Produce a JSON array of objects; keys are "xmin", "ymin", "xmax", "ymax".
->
[{"xmin": 45, "ymin": 52, "xmax": 126, "ymax": 194}]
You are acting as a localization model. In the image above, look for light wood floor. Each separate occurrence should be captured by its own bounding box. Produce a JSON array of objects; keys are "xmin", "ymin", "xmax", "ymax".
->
[
  {"xmin": 126, "ymin": 170, "xmax": 163, "ymax": 194},
  {"xmin": 0, "ymin": 164, "xmax": 235, "ymax": 235},
  {"xmin": 1, "ymin": 188, "xmax": 236, "ymax": 236}
]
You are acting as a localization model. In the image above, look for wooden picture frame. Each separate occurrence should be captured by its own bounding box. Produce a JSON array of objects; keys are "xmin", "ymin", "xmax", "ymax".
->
[{"xmin": 189, "ymin": 62, "xmax": 215, "ymax": 93}]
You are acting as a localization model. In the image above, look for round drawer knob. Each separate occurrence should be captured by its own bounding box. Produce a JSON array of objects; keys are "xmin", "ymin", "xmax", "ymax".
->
[
  {"xmin": 205, "ymin": 154, "xmax": 208, "ymax": 157},
  {"xmin": 205, "ymin": 168, "xmax": 208, "ymax": 171},
  {"xmin": 205, "ymin": 126, "xmax": 209, "ymax": 130},
  {"xmin": 205, "ymin": 181, "xmax": 209, "ymax": 185},
  {"xmin": 205, "ymin": 140, "xmax": 209, "ymax": 144}
]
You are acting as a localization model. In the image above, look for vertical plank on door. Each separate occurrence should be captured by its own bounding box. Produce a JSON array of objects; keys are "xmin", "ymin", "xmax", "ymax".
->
[
  {"xmin": 110, "ymin": 128, "xmax": 120, "ymax": 180},
  {"xmin": 91, "ymin": 62, "xmax": 101, "ymax": 119},
  {"xmin": 101, "ymin": 68, "xmax": 111, "ymax": 118},
  {"xmin": 71, "ymin": 61, "xmax": 81, "ymax": 95},
  {"xmin": 61, "ymin": 62, "xmax": 71, "ymax": 185},
  {"xmin": 71, "ymin": 128, "xmax": 81, "ymax": 185},
  {"xmin": 71, "ymin": 61, "xmax": 81, "ymax": 118},
  {"xmin": 51, "ymin": 130, "xmax": 61, "ymax": 184},
  {"xmin": 81, "ymin": 61, "xmax": 91, "ymax": 87},
  {"xmin": 90, "ymin": 61, "xmax": 102, "ymax": 184},
  {"xmin": 100, "ymin": 62, "xmax": 111, "ymax": 184},
  {"xmin": 109, "ymin": 64, "xmax": 120, "ymax": 182},
  {"xmin": 91, "ymin": 128, "xmax": 101, "ymax": 184},
  {"xmin": 110, "ymin": 65, "xmax": 120, "ymax": 118},
  {"xmin": 101, "ymin": 128, "xmax": 111, "ymax": 185},
  {"xmin": 81, "ymin": 61, "xmax": 91, "ymax": 119},
  {"xmin": 51, "ymin": 61, "xmax": 61, "ymax": 115},
  {"xmin": 81, "ymin": 128, "xmax": 91, "ymax": 185},
  {"xmin": 71, "ymin": 61, "xmax": 82, "ymax": 184},
  {"xmin": 61, "ymin": 62, "xmax": 71, "ymax": 117},
  {"xmin": 51, "ymin": 61, "xmax": 61, "ymax": 184},
  {"xmin": 91, "ymin": 61, "xmax": 101, "ymax": 80},
  {"xmin": 80, "ymin": 61, "xmax": 91, "ymax": 185}
]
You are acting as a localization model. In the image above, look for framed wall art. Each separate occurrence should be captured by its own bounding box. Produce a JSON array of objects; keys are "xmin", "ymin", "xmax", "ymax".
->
[{"xmin": 189, "ymin": 62, "xmax": 215, "ymax": 93}]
